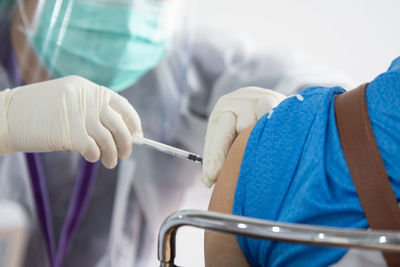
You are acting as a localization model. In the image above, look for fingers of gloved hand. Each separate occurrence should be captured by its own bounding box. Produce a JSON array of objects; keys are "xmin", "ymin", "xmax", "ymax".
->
[
  {"xmin": 86, "ymin": 120, "xmax": 118, "ymax": 169},
  {"xmin": 255, "ymin": 95, "xmax": 281, "ymax": 120},
  {"xmin": 100, "ymin": 106, "xmax": 132, "ymax": 159},
  {"xmin": 202, "ymin": 112, "xmax": 237, "ymax": 187},
  {"xmin": 80, "ymin": 136, "xmax": 101, "ymax": 163},
  {"xmin": 109, "ymin": 93, "xmax": 142, "ymax": 136}
]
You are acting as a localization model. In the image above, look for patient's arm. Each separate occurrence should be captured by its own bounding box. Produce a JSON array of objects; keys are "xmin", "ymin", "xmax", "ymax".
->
[{"xmin": 204, "ymin": 125, "xmax": 254, "ymax": 267}]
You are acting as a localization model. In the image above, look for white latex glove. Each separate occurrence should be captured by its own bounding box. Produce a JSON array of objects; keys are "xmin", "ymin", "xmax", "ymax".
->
[
  {"xmin": 0, "ymin": 75, "xmax": 142, "ymax": 169},
  {"xmin": 202, "ymin": 87, "xmax": 286, "ymax": 187}
]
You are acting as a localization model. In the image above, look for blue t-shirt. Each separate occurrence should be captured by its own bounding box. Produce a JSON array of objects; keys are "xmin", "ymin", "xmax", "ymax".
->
[{"xmin": 233, "ymin": 57, "xmax": 400, "ymax": 267}]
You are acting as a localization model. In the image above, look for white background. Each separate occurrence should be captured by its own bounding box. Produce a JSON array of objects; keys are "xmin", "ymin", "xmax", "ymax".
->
[
  {"xmin": 173, "ymin": 1, "xmax": 400, "ymax": 266},
  {"xmin": 194, "ymin": 0, "xmax": 400, "ymax": 83}
]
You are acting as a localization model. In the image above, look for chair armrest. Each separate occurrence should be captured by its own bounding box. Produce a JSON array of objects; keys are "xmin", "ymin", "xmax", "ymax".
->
[{"xmin": 158, "ymin": 210, "xmax": 400, "ymax": 267}]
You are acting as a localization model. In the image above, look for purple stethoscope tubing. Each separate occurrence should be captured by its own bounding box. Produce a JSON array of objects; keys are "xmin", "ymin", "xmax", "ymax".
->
[{"xmin": 26, "ymin": 153, "xmax": 100, "ymax": 267}]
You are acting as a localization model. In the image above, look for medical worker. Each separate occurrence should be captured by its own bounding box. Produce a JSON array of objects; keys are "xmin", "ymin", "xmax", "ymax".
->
[{"xmin": 0, "ymin": 0, "xmax": 353, "ymax": 266}]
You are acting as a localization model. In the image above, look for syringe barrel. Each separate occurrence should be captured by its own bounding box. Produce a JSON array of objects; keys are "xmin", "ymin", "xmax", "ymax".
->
[{"xmin": 132, "ymin": 136, "xmax": 202, "ymax": 163}]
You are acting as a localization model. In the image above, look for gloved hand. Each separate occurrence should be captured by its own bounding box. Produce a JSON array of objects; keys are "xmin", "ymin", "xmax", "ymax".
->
[
  {"xmin": 202, "ymin": 87, "xmax": 286, "ymax": 187},
  {"xmin": 0, "ymin": 75, "xmax": 142, "ymax": 169}
]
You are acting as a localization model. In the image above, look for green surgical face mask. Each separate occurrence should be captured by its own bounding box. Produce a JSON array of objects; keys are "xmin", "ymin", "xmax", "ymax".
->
[{"xmin": 25, "ymin": 0, "xmax": 175, "ymax": 92}]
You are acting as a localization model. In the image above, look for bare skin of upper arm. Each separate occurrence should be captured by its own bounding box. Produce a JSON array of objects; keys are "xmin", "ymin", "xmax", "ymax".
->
[{"xmin": 204, "ymin": 125, "xmax": 254, "ymax": 267}]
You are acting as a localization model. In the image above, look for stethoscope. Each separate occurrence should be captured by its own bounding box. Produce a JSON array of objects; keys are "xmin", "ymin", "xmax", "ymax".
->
[{"xmin": 26, "ymin": 153, "xmax": 100, "ymax": 267}]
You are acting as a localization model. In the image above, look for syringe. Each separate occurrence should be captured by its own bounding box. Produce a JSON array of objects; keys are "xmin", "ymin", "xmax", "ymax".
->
[{"xmin": 132, "ymin": 136, "xmax": 203, "ymax": 164}]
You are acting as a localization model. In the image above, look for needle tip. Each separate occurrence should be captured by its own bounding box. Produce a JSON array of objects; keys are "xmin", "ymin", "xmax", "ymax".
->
[{"xmin": 188, "ymin": 154, "xmax": 203, "ymax": 164}]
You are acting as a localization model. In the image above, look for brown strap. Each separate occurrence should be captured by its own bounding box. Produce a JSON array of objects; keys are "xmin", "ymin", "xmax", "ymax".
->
[{"xmin": 335, "ymin": 83, "xmax": 400, "ymax": 266}]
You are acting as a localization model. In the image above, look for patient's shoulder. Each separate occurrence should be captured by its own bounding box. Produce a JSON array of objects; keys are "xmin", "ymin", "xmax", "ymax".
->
[
  {"xmin": 205, "ymin": 125, "xmax": 254, "ymax": 267},
  {"xmin": 208, "ymin": 125, "xmax": 254, "ymax": 213}
]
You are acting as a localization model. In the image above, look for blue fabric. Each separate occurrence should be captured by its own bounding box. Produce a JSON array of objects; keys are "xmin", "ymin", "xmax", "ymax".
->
[{"xmin": 233, "ymin": 56, "xmax": 400, "ymax": 267}]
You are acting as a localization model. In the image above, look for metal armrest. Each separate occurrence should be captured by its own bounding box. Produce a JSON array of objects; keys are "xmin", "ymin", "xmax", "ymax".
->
[{"xmin": 158, "ymin": 210, "xmax": 400, "ymax": 267}]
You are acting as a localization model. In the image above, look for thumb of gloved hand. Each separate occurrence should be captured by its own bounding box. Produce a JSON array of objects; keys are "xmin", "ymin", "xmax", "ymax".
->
[
  {"xmin": 0, "ymin": 76, "xmax": 142, "ymax": 169},
  {"xmin": 202, "ymin": 87, "xmax": 286, "ymax": 187}
]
